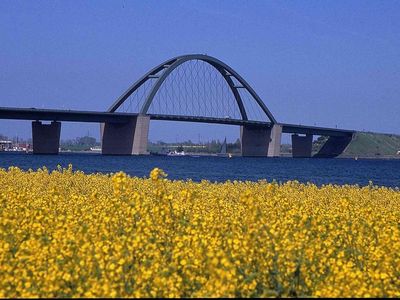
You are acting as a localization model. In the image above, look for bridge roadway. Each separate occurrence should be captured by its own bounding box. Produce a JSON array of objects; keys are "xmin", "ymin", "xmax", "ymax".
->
[{"xmin": 0, "ymin": 107, "xmax": 355, "ymax": 137}]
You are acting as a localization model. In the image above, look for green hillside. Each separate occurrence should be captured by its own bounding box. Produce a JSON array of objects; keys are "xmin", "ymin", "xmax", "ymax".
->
[{"xmin": 341, "ymin": 132, "xmax": 400, "ymax": 157}]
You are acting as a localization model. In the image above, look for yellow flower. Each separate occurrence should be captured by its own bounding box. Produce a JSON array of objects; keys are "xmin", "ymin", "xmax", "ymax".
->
[{"xmin": 0, "ymin": 166, "xmax": 398, "ymax": 298}]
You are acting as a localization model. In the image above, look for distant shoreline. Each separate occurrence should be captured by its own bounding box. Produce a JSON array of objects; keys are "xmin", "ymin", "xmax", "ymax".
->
[{"xmin": 2, "ymin": 150, "xmax": 400, "ymax": 160}]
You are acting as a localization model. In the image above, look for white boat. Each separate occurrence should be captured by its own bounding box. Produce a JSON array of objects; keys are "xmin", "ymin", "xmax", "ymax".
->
[
  {"xmin": 217, "ymin": 137, "xmax": 232, "ymax": 158},
  {"xmin": 167, "ymin": 150, "xmax": 186, "ymax": 156},
  {"xmin": 90, "ymin": 146, "xmax": 102, "ymax": 152}
]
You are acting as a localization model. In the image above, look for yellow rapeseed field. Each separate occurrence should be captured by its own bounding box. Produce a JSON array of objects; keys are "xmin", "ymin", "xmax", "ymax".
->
[{"xmin": 0, "ymin": 165, "xmax": 399, "ymax": 298}]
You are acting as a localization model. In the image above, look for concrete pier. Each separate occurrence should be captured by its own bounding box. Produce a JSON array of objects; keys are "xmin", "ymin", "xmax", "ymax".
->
[
  {"xmin": 291, "ymin": 134, "xmax": 313, "ymax": 158},
  {"xmin": 101, "ymin": 115, "xmax": 150, "ymax": 155},
  {"xmin": 32, "ymin": 121, "xmax": 61, "ymax": 154},
  {"xmin": 241, "ymin": 124, "xmax": 282, "ymax": 157}
]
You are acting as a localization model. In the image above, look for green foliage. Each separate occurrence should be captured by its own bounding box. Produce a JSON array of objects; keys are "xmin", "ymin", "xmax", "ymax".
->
[
  {"xmin": 312, "ymin": 136, "xmax": 329, "ymax": 153},
  {"xmin": 148, "ymin": 138, "xmax": 241, "ymax": 154},
  {"xmin": 60, "ymin": 136, "xmax": 99, "ymax": 151}
]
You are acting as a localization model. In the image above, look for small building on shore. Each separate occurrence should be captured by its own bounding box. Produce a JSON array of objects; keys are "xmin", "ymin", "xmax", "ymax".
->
[{"xmin": 0, "ymin": 140, "xmax": 13, "ymax": 151}]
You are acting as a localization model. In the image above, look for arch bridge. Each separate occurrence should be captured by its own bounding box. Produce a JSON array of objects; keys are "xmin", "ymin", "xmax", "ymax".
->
[{"xmin": 0, "ymin": 54, "xmax": 355, "ymax": 157}]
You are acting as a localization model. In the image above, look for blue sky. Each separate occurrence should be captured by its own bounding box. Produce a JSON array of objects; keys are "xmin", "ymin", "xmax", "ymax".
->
[{"xmin": 1, "ymin": 0, "xmax": 399, "ymax": 142}]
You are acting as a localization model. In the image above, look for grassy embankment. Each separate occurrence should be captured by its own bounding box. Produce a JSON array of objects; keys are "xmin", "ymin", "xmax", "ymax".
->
[{"xmin": 341, "ymin": 132, "xmax": 400, "ymax": 158}]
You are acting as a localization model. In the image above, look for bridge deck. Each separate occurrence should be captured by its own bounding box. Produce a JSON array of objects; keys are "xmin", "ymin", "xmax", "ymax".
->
[
  {"xmin": 0, "ymin": 107, "xmax": 272, "ymax": 127},
  {"xmin": 280, "ymin": 123, "xmax": 355, "ymax": 137},
  {"xmin": 0, "ymin": 107, "xmax": 133, "ymax": 123},
  {"xmin": 0, "ymin": 107, "xmax": 355, "ymax": 137},
  {"xmin": 149, "ymin": 114, "xmax": 271, "ymax": 127}
]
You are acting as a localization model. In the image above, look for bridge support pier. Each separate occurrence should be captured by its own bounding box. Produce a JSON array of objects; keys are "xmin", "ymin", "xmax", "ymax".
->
[
  {"xmin": 32, "ymin": 121, "xmax": 61, "ymax": 154},
  {"xmin": 314, "ymin": 135, "xmax": 354, "ymax": 158},
  {"xmin": 101, "ymin": 115, "xmax": 150, "ymax": 155},
  {"xmin": 291, "ymin": 134, "xmax": 313, "ymax": 158},
  {"xmin": 241, "ymin": 124, "xmax": 282, "ymax": 157}
]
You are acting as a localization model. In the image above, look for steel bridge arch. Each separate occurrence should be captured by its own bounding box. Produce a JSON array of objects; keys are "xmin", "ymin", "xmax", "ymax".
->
[{"xmin": 107, "ymin": 54, "xmax": 277, "ymax": 124}]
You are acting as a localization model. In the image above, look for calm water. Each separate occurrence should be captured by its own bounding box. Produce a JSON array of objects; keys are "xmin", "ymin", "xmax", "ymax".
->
[{"xmin": 0, "ymin": 152, "xmax": 399, "ymax": 188}]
